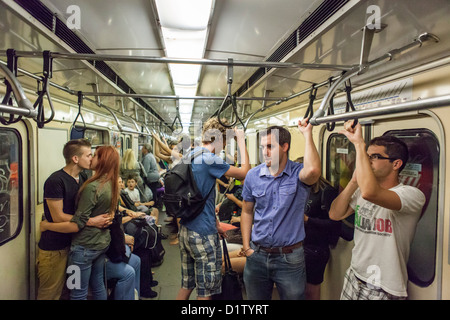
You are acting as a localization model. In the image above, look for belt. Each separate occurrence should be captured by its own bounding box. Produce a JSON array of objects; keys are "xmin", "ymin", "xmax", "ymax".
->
[{"xmin": 256, "ymin": 241, "xmax": 303, "ymax": 254}]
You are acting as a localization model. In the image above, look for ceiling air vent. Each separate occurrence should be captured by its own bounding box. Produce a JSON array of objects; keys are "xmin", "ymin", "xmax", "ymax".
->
[
  {"xmin": 13, "ymin": 0, "xmax": 166, "ymax": 123},
  {"xmin": 235, "ymin": 0, "xmax": 349, "ymax": 96}
]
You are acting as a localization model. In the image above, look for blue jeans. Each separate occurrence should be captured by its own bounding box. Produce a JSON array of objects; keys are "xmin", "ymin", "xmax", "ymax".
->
[
  {"xmin": 243, "ymin": 242, "xmax": 306, "ymax": 300},
  {"xmin": 68, "ymin": 245, "xmax": 108, "ymax": 300},
  {"xmin": 105, "ymin": 246, "xmax": 141, "ymax": 300}
]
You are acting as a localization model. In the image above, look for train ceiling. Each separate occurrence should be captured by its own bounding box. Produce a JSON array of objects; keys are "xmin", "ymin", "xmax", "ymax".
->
[{"xmin": 1, "ymin": 0, "xmax": 450, "ymax": 134}]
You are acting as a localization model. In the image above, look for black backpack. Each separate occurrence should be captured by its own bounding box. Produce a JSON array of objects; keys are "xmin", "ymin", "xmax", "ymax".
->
[{"xmin": 162, "ymin": 150, "xmax": 214, "ymax": 222}]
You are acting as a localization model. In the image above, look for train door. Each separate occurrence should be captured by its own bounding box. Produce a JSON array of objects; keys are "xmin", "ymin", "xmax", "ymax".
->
[
  {"xmin": 372, "ymin": 114, "xmax": 443, "ymax": 300},
  {"xmin": 0, "ymin": 121, "xmax": 30, "ymax": 299},
  {"xmin": 320, "ymin": 123, "xmax": 364, "ymax": 300}
]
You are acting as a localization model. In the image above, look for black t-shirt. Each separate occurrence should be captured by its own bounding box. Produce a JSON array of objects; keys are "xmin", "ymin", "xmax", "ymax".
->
[
  {"xmin": 304, "ymin": 185, "xmax": 340, "ymax": 248},
  {"xmin": 38, "ymin": 169, "xmax": 86, "ymax": 251}
]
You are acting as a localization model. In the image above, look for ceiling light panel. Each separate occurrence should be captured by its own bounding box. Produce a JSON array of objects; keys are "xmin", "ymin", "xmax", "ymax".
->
[{"xmin": 155, "ymin": 0, "xmax": 213, "ymax": 132}]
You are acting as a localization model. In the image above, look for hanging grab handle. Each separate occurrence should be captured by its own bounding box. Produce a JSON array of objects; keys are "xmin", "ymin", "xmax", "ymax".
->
[
  {"xmin": 34, "ymin": 50, "xmax": 55, "ymax": 128},
  {"xmin": 303, "ymin": 84, "xmax": 318, "ymax": 121},
  {"xmin": 171, "ymin": 98, "xmax": 183, "ymax": 131},
  {"xmin": 344, "ymin": 79, "xmax": 358, "ymax": 128},
  {"xmin": 217, "ymin": 59, "xmax": 244, "ymax": 128},
  {"xmin": 71, "ymin": 91, "xmax": 86, "ymax": 133},
  {"xmin": 326, "ymin": 77, "xmax": 336, "ymax": 132},
  {"xmin": 0, "ymin": 49, "xmax": 22, "ymax": 125}
]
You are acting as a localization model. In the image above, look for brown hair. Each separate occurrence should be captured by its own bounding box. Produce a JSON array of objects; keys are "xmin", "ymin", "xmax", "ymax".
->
[
  {"xmin": 62, "ymin": 139, "xmax": 92, "ymax": 165},
  {"xmin": 259, "ymin": 125, "xmax": 291, "ymax": 152},
  {"xmin": 369, "ymin": 135, "xmax": 409, "ymax": 172}
]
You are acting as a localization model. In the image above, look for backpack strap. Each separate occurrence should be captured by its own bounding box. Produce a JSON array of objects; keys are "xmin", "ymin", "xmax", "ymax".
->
[
  {"xmin": 188, "ymin": 149, "xmax": 216, "ymax": 199},
  {"xmin": 190, "ymin": 149, "xmax": 205, "ymax": 162}
]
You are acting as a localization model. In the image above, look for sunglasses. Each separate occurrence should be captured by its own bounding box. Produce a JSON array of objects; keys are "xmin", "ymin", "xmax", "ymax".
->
[{"xmin": 368, "ymin": 153, "xmax": 396, "ymax": 161}]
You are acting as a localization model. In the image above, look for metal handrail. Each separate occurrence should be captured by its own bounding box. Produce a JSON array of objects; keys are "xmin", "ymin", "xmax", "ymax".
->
[
  {"xmin": 309, "ymin": 33, "xmax": 440, "ymax": 125},
  {"xmin": 0, "ymin": 64, "xmax": 36, "ymax": 117},
  {"xmin": 1, "ymin": 50, "xmax": 354, "ymax": 71},
  {"xmin": 310, "ymin": 94, "xmax": 450, "ymax": 125}
]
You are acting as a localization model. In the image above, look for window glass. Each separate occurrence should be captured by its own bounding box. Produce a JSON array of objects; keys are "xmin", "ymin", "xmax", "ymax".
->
[
  {"xmin": 326, "ymin": 133, "xmax": 356, "ymax": 191},
  {"xmin": 71, "ymin": 127, "xmax": 108, "ymax": 146},
  {"xmin": 84, "ymin": 128, "xmax": 107, "ymax": 145},
  {"xmin": 0, "ymin": 129, "xmax": 22, "ymax": 246}
]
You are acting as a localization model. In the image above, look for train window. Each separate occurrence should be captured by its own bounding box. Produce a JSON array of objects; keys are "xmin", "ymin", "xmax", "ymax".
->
[
  {"xmin": 384, "ymin": 129, "xmax": 439, "ymax": 288},
  {"xmin": 326, "ymin": 133, "xmax": 356, "ymax": 191},
  {"xmin": 70, "ymin": 127, "xmax": 108, "ymax": 146},
  {"xmin": 120, "ymin": 137, "xmax": 124, "ymax": 157},
  {"xmin": 125, "ymin": 135, "xmax": 131, "ymax": 149},
  {"xmin": 84, "ymin": 129, "xmax": 107, "ymax": 146},
  {"xmin": 0, "ymin": 129, "xmax": 22, "ymax": 246}
]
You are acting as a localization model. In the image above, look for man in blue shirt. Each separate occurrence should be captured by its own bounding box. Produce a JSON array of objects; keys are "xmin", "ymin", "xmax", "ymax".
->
[
  {"xmin": 241, "ymin": 119, "xmax": 321, "ymax": 300},
  {"xmin": 176, "ymin": 118, "xmax": 250, "ymax": 300}
]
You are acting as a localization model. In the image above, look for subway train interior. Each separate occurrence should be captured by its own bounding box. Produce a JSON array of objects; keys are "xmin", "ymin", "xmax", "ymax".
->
[{"xmin": 1, "ymin": 0, "xmax": 450, "ymax": 300}]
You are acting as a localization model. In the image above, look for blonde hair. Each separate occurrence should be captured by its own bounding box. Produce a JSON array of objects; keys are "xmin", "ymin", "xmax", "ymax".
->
[{"xmin": 121, "ymin": 149, "xmax": 137, "ymax": 170}]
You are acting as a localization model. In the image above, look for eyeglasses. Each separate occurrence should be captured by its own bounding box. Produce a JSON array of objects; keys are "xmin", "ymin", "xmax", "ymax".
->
[{"xmin": 368, "ymin": 153, "xmax": 396, "ymax": 161}]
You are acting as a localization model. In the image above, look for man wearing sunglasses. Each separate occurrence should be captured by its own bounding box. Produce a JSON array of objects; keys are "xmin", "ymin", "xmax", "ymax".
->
[{"xmin": 329, "ymin": 120, "xmax": 425, "ymax": 300}]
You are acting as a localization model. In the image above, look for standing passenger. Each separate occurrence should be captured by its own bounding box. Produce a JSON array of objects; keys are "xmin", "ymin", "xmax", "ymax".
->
[
  {"xmin": 141, "ymin": 143, "xmax": 161, "ymax": 206},
  {"xmin": 240, "ymin": 120, "xmax": 321, "ymax": 300},
  {"xmin": 40, "ymin": 146, "xmax": 120, "ymax": 300},
  {"xmin": 176, "ymin": 118, "xmax": 250, "ymax": 300},
  {"xmin": 36, "ymin": 139, "xmax": 111, "ymax": 300},
  {"xmin": 329, "ymin": 121, "xmax": 425, "ymax": 300}
]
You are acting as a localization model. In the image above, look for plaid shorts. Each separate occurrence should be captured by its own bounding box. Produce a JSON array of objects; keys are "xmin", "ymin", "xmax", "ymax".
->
[
  {"xmin": 341, "ymin": 267, "xmax": 406, "ymax": 300},
  {"xmin": 178, "ymin": 225, "xmax": 222, "ymax": 297}
]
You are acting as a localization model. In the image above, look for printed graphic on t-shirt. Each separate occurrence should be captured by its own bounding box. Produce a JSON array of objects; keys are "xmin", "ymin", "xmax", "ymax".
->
[{"xmin": 354, "ymin": 203, "xmax": 393, "ymax": 236}]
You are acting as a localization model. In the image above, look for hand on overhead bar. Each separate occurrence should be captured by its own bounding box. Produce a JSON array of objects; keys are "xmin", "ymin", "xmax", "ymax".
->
[
  {"xmin": 340, "ymin": 120, "xmax": 364, "ymax": 146},
  {"xmin": 298, "ymin": 118, "xmax": 313, "ymax": 137}
]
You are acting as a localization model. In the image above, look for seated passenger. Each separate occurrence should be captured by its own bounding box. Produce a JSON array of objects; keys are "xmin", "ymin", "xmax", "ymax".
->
[
  {"xmin": 222, "ymin": 248, "xmax": 247, "ymax": 274},
  {"xmin": 120, "ymin": 176, "xmax": 159, "ymax": 225},
  {"xmin": 125, "ymin": 175, "xmax": 151, "ymax": 213},
  {"xmin": 105, "ymin": 235, "xmax": 141, "ymax": 300},
  {"xmin": 118, "ymin": 177, "xmax": 158, "ymax": 298},
  {"xmin": 215, "ymin": 179, "xmax": 243, "ymax": 223}
]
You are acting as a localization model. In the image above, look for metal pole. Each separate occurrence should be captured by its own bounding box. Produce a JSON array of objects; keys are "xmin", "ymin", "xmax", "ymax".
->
[
  {"xmin": 309, "ymin": 33, "xmax": 440, "ymax": 126},
  {"xmin": 0, "ymin": 64, "xmax": 35, "ymax": 115},
  {"xmin": 242, "ymin": 73, "xmax": 344, "ymax": 129},
  {"xmin": 80, "ymin": 91, "xmax": 284, "ymax": 101},
  {"xmin": 2, "ymin": 51, "xmax": 354, "ymax": 71},
  {"xmin": 0, "ymin": 103, "xmax": 37, "ymax": 117},
  {"xmin": 0, "ymin": 59, "xmax": 169, "ymax": 130},
  {"xmin": 311, "ymin": 94, "xmax": 450, "ymax": 125}
]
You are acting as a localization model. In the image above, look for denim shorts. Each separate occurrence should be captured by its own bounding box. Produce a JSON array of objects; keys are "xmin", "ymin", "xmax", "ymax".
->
[{"xmin": 178, "ymin": 225, "xmax": 222, "ymax": 297}]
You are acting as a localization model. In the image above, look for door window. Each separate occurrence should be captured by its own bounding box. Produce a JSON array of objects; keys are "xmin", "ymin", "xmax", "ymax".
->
[
  {"xmin": 0, "ymin": 129, "xmax": 22, "ymax": 246},
  {"xmin": 326, "ymin": 133, "xmax": 356, "ymax": 191},
  {"xmin": 384, "ymin": 129, "xmax": 439, "ymax": 287}
]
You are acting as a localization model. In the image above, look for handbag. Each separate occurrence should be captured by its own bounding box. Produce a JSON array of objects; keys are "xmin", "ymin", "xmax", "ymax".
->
[
  {"xmin": 106, "ymin": 210, "xmax": 130, "ymax": 263},
  {"xmin": 213, "ymin": 238, "xmax": 243, "ymax": 300}
]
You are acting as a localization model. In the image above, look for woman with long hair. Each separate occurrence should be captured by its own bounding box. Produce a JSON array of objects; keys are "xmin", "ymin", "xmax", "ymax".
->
[
  {"xmin": 41, "ymin": 145, "xmax": 120, "ymax": 300},
  {"xmin": 120, "ymin": 149, "xmax": 140, "ymax": 182}
]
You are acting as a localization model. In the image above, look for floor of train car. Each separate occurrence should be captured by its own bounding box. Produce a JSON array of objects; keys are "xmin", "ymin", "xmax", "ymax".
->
[
  {"xmin": 143, "ymin": 207, "xmax": 187, "ymax": 300},
  {"xmin": 146, "ymin": 208, "xmax": 280, "ymax": 300},
  {"xmin": 145, "ymin": 208, "xmax": 247, "ymax": 300}
]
